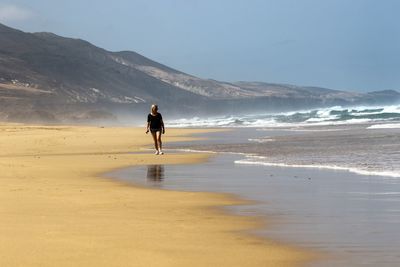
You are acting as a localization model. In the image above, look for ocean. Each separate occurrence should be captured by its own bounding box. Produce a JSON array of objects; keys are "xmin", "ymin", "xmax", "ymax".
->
[
  {"xmin": 166, "ymin": 104, "xmax": 400, "ymax": 128},
  {"xmin": 167, "ymin": 104, "xmax": 400, "ymax": 178},
  {"xmin": 111, "ymin": 103, "xmax": 400, "ymax": 266}
]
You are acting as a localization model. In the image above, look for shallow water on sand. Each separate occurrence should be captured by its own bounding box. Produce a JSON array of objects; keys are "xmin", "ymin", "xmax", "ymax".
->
[
  {"xmin": 111, "ymin": 154, "xmax": 400, "ymax": 266},
  {"xmin": 170, "ymin": 124, "xmax": 400, "ymax": 178},
  {"xmin": 111, "ymin": 124, "xmax": 400, "ymax": 266}
]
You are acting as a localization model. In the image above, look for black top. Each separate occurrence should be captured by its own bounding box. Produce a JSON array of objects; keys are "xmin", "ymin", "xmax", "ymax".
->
[{"xmin": 147, "ymin": 113, "xmax": 163, "ymax": 129}]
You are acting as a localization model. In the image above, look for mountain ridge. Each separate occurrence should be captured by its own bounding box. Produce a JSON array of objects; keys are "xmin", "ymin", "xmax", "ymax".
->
[{"xmin": 0, "ymin": 23, "xmax": 399, "ymax": 123}]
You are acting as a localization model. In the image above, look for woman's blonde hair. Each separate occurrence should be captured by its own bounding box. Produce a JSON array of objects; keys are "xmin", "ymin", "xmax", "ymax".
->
[{"xmin": 151, "ymin": 104, "xmax": 158, "ymax": 114}]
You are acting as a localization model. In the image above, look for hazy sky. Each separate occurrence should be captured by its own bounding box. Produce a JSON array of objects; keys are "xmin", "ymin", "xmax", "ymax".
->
[{"xmin": 1, "ymin": 0, "xmax": 399, "ymax": 92}]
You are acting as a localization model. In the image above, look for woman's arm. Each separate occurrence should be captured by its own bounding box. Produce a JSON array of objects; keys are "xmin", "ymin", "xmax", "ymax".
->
[
  {"xmin": 146, "ymin": 121, "xmax": 150, "ymax": 134},
  {"xmin": 161, "ymin": 119, "xmax": 165, "ymax": 134}
]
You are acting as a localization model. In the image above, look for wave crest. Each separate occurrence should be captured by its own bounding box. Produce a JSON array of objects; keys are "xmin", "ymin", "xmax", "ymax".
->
[{"xmin": 166, "ymin": 104, "xmax": 400, "ymax": 128}]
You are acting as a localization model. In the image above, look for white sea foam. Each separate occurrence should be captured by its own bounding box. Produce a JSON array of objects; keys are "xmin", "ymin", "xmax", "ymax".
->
[
  {"xmin": 166, "ymin": 104, "xmax": 400, "ymax": 128},
  {"xmin": 169, "ymin": 148, "xmax": 219, "ymax": 154},
  {"xmin": 248, "ymin": 137, "xmax": 275, "ymax": 143},
  {"xmin": 367, "ymin": 123, "xmax": 400, "ymax": 129},
  {"xmin": 286, "ymin": 128, "xmax": 347, "ymax": 132},
  {"xmin": 348, "ymin": 192, "xmax": 400, "ymax": 195},
  {"xmin": 235, "ymin": 156, "xmax": 400, "ymax": 178}
]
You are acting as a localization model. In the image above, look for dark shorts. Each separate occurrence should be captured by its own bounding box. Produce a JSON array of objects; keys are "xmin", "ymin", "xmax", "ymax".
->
[{"xmin": 150, "ymin": 128, "xmax": 162, "ymax": 133}]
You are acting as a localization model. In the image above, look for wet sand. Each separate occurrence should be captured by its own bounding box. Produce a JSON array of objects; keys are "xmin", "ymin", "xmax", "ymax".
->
[
  {"xmin": 0, "ymin": 124, "xmax": 314, "ymax": 267},
  {"xmin": 113, "ymin": 134, "xmax": 400, "ymax": 266}
]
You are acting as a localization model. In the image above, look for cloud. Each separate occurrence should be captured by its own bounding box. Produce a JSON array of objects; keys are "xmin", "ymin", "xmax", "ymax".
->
[{"xmin": 0, "ymin": 4, "xmax": 34, "ymax": 22}]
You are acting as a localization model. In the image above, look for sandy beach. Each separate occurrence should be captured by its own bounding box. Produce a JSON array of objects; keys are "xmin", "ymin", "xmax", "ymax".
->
[{"xmin": 0, "ymin": 124, "xmax": 314, "ymax": 267}]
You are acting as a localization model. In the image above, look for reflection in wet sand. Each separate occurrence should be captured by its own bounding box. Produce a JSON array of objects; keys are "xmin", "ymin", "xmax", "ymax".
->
[{"xmin": 147, "ymin": 165, "xmax": 164, "ymax": 182}]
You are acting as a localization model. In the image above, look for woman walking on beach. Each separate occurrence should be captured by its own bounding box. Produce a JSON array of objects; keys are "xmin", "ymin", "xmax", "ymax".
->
[{"xmin": 146, "ymin": 104, "xmax": 165, "ymax": 155}]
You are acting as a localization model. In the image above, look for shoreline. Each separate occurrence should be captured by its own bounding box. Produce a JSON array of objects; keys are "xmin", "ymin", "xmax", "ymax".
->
[
  {"xmin": 235, "ymin": 156, "xmax": 400, "ymax": 178},
  {"xmin": 167, "ymin": 125, "xmax": 400, "ymax": 179},
  {"xmin": 0, "ymin": 124, "xmax": 316, "ymax": 267},
  {"xmin": 113, "ymin": 151, "xmax": 400, "ymax": 266},
  {"xmin": 171, "ymin": 147, "xmax": 400, "ymax": 178}
]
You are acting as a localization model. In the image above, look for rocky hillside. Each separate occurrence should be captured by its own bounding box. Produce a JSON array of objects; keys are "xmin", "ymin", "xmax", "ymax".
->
[{"xmin": 0, "ymin": 23, "xmax": 399, "ymax": 123}]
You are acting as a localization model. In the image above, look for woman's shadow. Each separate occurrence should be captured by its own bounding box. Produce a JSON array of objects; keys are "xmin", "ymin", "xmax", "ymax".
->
[{"xmin": 147, "ymin": 165, "xmax": 165, "ymax": 182}]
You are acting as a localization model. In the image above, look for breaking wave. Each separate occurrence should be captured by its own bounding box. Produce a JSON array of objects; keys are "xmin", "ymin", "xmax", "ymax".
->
[{"xmin": 166, "ymin": 104, "xmax": 400, "ymax": 128}]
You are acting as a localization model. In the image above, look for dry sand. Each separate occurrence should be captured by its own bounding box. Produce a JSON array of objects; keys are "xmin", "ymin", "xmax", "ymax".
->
[{"xmin": 0, "ymin": 124, "xmax": 315, "ymax": 266}]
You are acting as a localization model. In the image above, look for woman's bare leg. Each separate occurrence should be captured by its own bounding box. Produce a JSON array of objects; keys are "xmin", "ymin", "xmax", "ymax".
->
[
  {"xmin": 156, "ymin": 131, "xmax": 162, "ymax": 151},
  {"xmin": 151, "ymin": 132, "xmax": 158, "ymax": 151}
]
